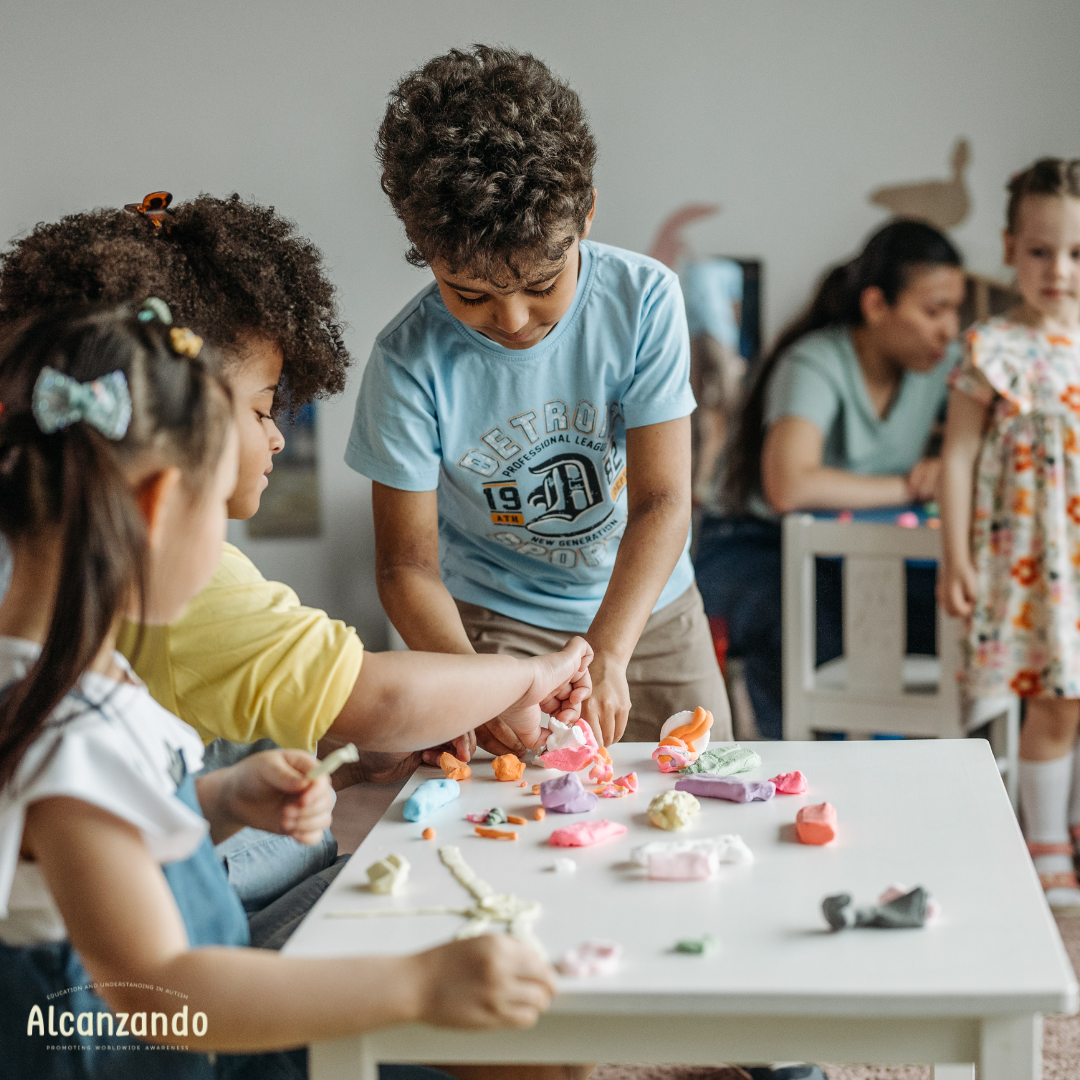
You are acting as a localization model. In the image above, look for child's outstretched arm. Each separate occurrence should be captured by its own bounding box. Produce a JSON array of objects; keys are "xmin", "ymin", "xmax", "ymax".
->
[
  {"xmin": 23, "ymin": 796, "xmax": 557, "ymax": 1052},
  {"xmin": 939, "ymin": 388, "xmax": 990, "ymax": 617},
  {"xmin": 330, "ymin": 631, "xmax": 592, "ymax": 755}
]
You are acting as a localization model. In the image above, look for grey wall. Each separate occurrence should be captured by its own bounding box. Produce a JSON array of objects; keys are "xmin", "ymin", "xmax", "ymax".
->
[{"xmin": 3, "ymin": 0, "xmax": 1079, "ymax": 646}]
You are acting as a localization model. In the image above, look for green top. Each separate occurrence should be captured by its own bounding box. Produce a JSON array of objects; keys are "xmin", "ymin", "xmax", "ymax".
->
[{"xmin": 750, "ymin": 325, "xmax": 956, "ymax": 515}]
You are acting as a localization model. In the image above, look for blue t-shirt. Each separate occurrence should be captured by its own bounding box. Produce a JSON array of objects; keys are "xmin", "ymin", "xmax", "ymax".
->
[{"xmin": 346, "ymin": 240, "xmax": 697, "ymax": 632}]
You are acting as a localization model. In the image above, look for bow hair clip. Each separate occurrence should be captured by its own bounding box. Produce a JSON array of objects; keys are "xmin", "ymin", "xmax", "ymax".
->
[
  {"xmin": 31, "ymin": 367, "xmax": 132, "ymax": 441},
  {"xmin": 124, "ymin": 191, "xmax": 173, "ymax": 229}
]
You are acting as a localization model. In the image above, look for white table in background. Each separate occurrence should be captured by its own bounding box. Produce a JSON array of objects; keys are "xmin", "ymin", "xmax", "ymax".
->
[{"xmin": 284, "ymin": 740, "xmax": 1077, "ymax": 1080}]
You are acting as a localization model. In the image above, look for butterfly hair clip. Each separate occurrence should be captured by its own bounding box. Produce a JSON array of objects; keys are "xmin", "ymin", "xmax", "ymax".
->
[{"xmin": 124, "ymin": 191, "xmax": 174, "ymax": 229}]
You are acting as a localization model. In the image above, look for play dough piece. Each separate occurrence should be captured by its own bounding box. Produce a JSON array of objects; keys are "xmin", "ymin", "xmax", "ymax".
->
[
  {"xmin": 675, "ymin": 775, "xmax": 775, "ymax": 803},
  {"xmin": 557, "ymin": 939, "xmax": 622, "ymax": 976},
  {"xmin": 438, "ymin": 752, "xmax": 472, "ymax": 781},
  {"xmin": 548, "ymin": 820, "xmax": 627, "ymax": 847},
  {"xmin": 589, "ymin": 747, "xmax": 614, "ymax": 784},
  {"xmin": 769, "ymin": 770, "xmax": 808, "ymax": 794},
  {"xmin": 422, "ymin": 828, "xmax": 436, "ymax": 840},
  {"xmin": 540, "ymin": 772, "xmax": 599, "ymax": 814},
  {"xmin": 403, "ymin": 778, "xmax": 460, "ymax": 822},
  {"xmin": 493, "ymin": 754, "xmax": 526, "ymax": 781},
  {"xmin": 896, "ymin": 511, "xmax": 920, "ymax": 528},
  {"xmin": 659, "ymin": 706, "xmax": 714, "ymax": 754},
  {"xmin": 534, "ymin": 807, "xmax": 546, "ymax": 820},
  {"xmin": 367, "ymin": 853, "xmax": 410, "ymax": 895},
  {"xmin": 551, "ymin": 857, "xmax": 577, "ymax": 874},
  {"xmin": 647, "ymin": 790, "xmax": 700, "ymax": 831},
  {"xmin": 679, "ymin": 744, "xmax": 762, "ymax": 776},
  {"xmin": 879, "ymin": 883, "xmax": 941, "ymax": 923},
  {"xmin": 823, "ymin": 886, "xmax": 930, "ymax": 930},
  {"xmin": 507, "ymin": 814, "xmax": 527, "ymax": 825},
  {"xmin": 475, "ymin": 826, "xmax": 518, "ymax": 840},
  {"xmin": 796, "ymin": 802, "xmax": 837, "ymax": 845},
  {"xmin": 308, "ymin": 742, "xmax": 359, "ymax": 780},
  {"xmin": 538, "ymin": 718, "xmax": 600, "ymax": 772},
  {"xmin": 598, "ymin": 771, "xmax": 638, "ymax": 798},
  {"xmin": 652, "ymin": 743, "xmax": 695, "ymax": 773},
  {"xmin": 631, "ymin": 835, "xmax": 752, "ymax": 878},
  {"xmin": 675, "ymin": 934, "xmax": 720, "ymax": 955}
]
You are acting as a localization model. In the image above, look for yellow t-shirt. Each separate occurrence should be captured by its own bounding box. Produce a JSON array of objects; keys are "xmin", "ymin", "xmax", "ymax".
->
[{"xmin": 116, "ymin": 543, "xmax": 364, "ymax": 751}]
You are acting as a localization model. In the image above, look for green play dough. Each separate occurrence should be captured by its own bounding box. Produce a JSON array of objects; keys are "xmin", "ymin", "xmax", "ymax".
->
[
  {"xmin": 485, "ymin": 808, "xmax": 508, "ymax": 826},
  {"xmin": 675, "ymin": 934, "xmax": 720, "ymax": 955},
  {"xmin": 679, "ymin": 744, "xmax": 761, "ymax": 776}
]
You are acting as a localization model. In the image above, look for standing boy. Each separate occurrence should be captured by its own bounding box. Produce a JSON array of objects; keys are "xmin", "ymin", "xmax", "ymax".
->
[{"xmin": 348, "ymin": 46, "xmax": 731, "ymax": 748}]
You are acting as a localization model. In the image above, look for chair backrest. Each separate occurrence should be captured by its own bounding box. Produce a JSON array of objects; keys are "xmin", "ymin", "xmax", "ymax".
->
[{"xmin": 781, "ymin": 515, "xmax": 963, "ymax": 740}]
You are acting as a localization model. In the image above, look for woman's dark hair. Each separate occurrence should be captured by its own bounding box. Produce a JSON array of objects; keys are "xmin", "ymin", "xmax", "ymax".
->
[
  {"xmin": 0, "ymin": 194, "xmax": 350, "ymax": 411},
  {"xmin": 1006, "ymin": 158, "xmax": 1080, "ymax": 232},
  {"xmin": 0, "ymin": 304, "xmax": 232, "ymax": 787},
  {"xmin": 723, "ymin": 219, "xmax": 963, "ymax": 512},
  {"xmin": 377, "ymin": 44, "xmax": 597, "ymax": 278}
]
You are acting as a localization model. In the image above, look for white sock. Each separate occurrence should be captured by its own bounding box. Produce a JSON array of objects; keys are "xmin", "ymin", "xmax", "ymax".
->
[{"xmin": 1020, "ymin": 755, "xmax": 1074, "ymax": 877}]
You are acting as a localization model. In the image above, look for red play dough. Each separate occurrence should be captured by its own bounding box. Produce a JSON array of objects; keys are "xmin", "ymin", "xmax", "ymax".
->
[
  {"xmin": 795, "ymin": 802, "xmax": 836, "ymax": 845},
  {"xmin": 548, "ymin": 820, "xmax": 627, "ymax": 847},
  {"xmin": 770, "ymin": 770, "xmax": 808, "ymax": 794}
]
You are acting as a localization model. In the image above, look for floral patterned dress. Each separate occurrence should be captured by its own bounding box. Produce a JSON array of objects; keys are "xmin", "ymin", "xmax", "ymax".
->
[{"xmin": 951, "ymin": 317, "xmax": 1080, "ymax": 699}]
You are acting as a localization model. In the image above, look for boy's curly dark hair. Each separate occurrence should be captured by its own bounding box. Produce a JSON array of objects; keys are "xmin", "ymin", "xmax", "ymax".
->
[
  {"xmin": 378, "ymin": 45, "xmax": 597, "ymax": 277},
  {"xmin": 0, "ymin": 193, "xmax": 350, "ymax": 408}
]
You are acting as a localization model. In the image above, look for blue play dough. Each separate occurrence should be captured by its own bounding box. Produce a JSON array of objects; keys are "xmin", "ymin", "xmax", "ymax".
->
[{"xmin": 403, "ymin": 778, "xmax": 460, "ymax": 821}]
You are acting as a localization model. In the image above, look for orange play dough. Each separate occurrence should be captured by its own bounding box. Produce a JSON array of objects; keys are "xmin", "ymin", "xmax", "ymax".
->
[
  {"xmin": 492, "ymin": 754, "xmax": 526, "ymax": 781},
  {"xmin": 796, "ymin": 802, "xmax": 837, "ymax": 845},
  {"xmin": 507, "ymin": 814, "xmax": 527, "ymax": 825},
  {"xmin": 422, "ymin": 827, "xmax": 436, "ymax": 840},
  {"xmin": 475, "ymin": 826, "xmax": 519, "ymax": 840},
  {"xmin": 534, "ymin": 807, "xmax": 546, "ymax": 820},
  {"xmin": 439, "ymin": 752, "xmax": 472, "ymax": 781}
]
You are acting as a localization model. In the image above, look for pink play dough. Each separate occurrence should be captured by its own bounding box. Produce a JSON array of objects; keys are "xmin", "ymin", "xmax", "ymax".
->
[
  {"xmin": 538, "ymin": 719, "xmax": 600, "ymax": 772},
  {"xmin": 548, "ymin": 820, "xmax": 628, "ymax": 848},
  {"xmin": 769, "ymin": 770, "xmax": 808, "ymax": 794},
  {"xmin": 557, "ymin": 939, "xmax": 622, "ymax": 977}
]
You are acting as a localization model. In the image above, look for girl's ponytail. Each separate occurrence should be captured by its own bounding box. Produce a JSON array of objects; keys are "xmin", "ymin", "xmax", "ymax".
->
[
  {"xmin": 0, "ymin": 305, "xmax": 230, "ymax": 787},
  {"xmin": 723, "ymin": 219, "xmax": 962, "ymax": 512}
]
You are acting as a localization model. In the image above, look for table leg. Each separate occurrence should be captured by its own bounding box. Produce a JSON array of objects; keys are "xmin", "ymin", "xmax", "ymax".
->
[
  {"xmin": 932, "ymin": 1066, "xmax": 974, "ymax": 1079},
  {"xmin": 979, "ymin": 1014, "xmax": 1041, "ymax": 1080},
  {"xmin": 309, "ymin": 1033, "xmax": 379, "ymax": 1080}
]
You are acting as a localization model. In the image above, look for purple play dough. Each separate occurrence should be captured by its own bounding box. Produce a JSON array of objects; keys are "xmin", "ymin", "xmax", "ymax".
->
[
  {"xmin": 540, "ymin": 772, "xmax": 599, "ymax": 814},
  {"xmin": 674, "ymin": 775, "xmax": 775, "ymax": 803}
]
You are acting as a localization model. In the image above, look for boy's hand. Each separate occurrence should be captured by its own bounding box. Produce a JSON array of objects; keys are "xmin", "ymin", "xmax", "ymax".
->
[
  {"xmin": 215, "ymin": 750, "xmax": 335, "ymax": 845},
  {"xmin": 938, "ymin": 558, "xmax": 978, "ymax": 619},
  {"xmin": 498, "ymin": 637, "xmax": 593, "ymax": 750},
  {"xmin": 413, "ymin": 935, "xmax": 556, "ymax": 1030},
  {"xmin": 581, "ymin": 650, "xmax": 630, "ymax": 746}
]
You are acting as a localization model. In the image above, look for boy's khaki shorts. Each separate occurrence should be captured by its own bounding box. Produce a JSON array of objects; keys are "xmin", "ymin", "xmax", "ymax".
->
[{"xmin": 455, "ymin": 583, "xmax": 732, "ymax": 744}]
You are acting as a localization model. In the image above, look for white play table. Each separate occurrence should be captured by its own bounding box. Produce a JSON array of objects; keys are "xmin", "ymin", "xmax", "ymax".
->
[{"xmin": 284, "ymin": 740, "xmax": 1077, "ymax": 1080}]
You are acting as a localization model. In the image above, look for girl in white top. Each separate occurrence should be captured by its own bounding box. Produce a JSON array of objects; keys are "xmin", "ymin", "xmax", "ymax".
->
[{"xmin": 0, "ymin": 302, "xmax": 588, "ymax": 1078}]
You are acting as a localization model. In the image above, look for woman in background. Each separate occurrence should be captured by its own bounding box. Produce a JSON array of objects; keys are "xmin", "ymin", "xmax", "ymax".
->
[{"xmin": 696, "ymin": 220, "xmax": 966, "ymax": 738}]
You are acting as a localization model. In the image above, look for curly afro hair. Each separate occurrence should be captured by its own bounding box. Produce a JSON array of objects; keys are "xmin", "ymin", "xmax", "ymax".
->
[
  {"xmin": 378, "ymin": 45, "xmax": 597, "ymax": 277},
  {"xmin": 0, "ymin": 193, "xmax": 350, "ymax": 408}
]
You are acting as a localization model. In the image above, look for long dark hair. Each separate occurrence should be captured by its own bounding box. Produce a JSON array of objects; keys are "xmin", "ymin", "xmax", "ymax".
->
[
  {"xmin": 0, "ymin": 305, "xmax": 232, "ymax": 787},
  {"xmin": 723, "ymin": 219, "xmax": 963, "ymax": 512}
]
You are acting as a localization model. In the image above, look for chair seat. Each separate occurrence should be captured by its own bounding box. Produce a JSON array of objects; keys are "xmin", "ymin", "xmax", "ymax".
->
[{"xmin": 814, "ymin": 655, "xmax": 941, "ymax": 695}]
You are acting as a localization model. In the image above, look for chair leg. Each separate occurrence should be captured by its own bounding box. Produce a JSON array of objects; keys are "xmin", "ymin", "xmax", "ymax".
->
[{"xmin": 1004, "ymin": 699, "xmax": 1020, "ymax": 814}]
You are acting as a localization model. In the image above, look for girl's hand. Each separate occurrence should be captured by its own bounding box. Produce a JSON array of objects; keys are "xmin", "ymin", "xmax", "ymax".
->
[
  {"xmin": 214, "ymin": 750, "xmax": 336, "ymax": 845},
  {"xmin": 413, "ymin": 935, "xmax": 557, "ymax": 1030},
  {"xmin": 938, "ymin": 558, "xmax": 978, "ymax": 618},
  {"xmin": 906, "ymin": 458, "xmax": 943, "ymax": 503}
]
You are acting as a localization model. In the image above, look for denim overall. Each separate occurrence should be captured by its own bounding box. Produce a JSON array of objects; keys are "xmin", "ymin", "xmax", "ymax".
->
[{"xmin": 0, "ymin": 763, "xmax": 307, "ymax": 1080}]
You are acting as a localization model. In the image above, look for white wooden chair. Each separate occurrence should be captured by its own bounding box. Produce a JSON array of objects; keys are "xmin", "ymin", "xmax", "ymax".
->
[{"xmin": 781, "ymin": 514, "xmax": 1020, "ymax": 809}]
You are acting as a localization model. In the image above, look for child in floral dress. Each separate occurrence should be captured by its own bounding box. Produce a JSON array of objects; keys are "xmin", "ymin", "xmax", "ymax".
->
[{"xmin": 941, "ymin": 158, "xmax": 1080, "ymax": 908}]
